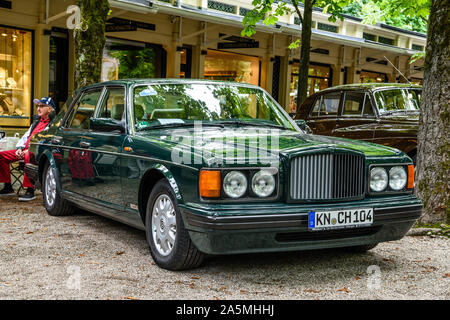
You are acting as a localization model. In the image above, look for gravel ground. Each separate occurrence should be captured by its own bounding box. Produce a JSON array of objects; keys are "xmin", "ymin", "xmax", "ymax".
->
[{"xmin": 0, "ymin": 193, "xmax": 448, "ymax": 300}]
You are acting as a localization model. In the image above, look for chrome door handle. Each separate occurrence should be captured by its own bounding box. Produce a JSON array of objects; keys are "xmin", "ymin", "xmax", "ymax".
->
[{"xmin": 79, "ymin": 141, "xmax": 91, "ymax": 148}]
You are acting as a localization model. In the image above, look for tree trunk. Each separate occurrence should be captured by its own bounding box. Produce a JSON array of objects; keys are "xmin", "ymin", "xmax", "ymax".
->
[
  {"xmin": 416, "ymin": 0, "xmax": 450, "ymax": 223},
  {"xmin": 296, "ymin": 0, "xmax": 313, "ymax": 113},
  {"xmin": 74, "ymin": 0, "xmax": 110, "ymax": 89}
]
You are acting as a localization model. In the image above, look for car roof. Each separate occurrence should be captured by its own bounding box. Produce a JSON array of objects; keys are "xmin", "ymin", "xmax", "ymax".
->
[
  {"xmin": 317, "ymin": 83, "xmax": 421, "ymax": 94},
  {"xmin": 77, "ymin": 78, "xmax": 263, "ymax": 91}
]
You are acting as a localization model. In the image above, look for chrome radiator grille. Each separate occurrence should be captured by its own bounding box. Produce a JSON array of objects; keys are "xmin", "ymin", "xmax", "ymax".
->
[{"xmin": 290, "ymin": 153, "xmax": 365, "ymax": 200}]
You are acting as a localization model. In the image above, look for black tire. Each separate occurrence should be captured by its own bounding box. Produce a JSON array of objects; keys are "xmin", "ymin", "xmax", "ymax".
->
[
  {"xmin": 145, "ymin": 179, "xmax": 204, "ymax": 271},
  {"xmin": 344, "ymin": 243, "xmax": 378, "ymax": 253},
  {"xmin": 42, "ymin": 162, "xmax": 75, "ymax": 216}
]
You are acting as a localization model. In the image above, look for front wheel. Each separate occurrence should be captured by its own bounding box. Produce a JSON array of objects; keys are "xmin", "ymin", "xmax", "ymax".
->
[
  {"xmin": 43, "ymin": 162, "xmax": 75, "ymax": 216},
  {"xmin": 145, "ymin": 179, "xmax": 204, "ymax": 270}
]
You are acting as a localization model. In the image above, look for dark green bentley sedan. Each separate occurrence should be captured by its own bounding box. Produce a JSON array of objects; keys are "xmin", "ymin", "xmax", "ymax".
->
[{"xmin": 25, "ymin": 79, "xmax": 422, "ymax": 270}]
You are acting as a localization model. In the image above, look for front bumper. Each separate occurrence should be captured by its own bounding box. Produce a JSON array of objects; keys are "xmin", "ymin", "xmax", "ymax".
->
[{"xmin": 179, "ymin": 195, "xmax": 422, "ymax": 255}]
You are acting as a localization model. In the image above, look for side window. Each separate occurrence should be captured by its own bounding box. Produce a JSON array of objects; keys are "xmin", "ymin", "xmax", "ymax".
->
[
  {"xmin": 67, "ymin": 90, "xmax": 102, "ymax": 129},
  {"xmin": 342, "ymin": 92, "xmax": 365, "ymax": 116},
  {"xmin": 310, "ymin": 92, "xmax": 340, "ymax": 117},
  {"xmin": 98, "ymin": 87, "xmax": 125, "ymax": 121},
  {"xmin": 362, "ymin": 93, "xmax": 375, "ymax": 116}
]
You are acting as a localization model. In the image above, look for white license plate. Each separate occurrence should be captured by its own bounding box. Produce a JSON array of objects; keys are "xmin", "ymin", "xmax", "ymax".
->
[{"xmin": 308, "ymin": 208, "xmax": 373, "ymax": 230}]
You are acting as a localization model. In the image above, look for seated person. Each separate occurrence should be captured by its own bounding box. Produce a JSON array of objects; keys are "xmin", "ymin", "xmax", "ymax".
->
[{"xmin": 0, "ymin": 97, "xmax": 55, "ymax": 201}]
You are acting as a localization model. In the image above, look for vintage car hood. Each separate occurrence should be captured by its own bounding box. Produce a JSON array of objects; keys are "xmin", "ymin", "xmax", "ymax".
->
[{"xmin": 137, "ymin": 127, "xmax": 402, "ymax": 165}]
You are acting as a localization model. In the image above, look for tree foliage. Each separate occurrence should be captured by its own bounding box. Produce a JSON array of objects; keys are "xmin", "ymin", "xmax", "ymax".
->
[
  {"xmin": 242, "ymin": 0, "xmax": 351, "ymax": 111},
  {"xmin": 74, "ymin": 0, "xmax": 110, "ymax": 89},
  {"xmin": 343, "ymin": 0, "xmax": 429, "ymax": 33}
]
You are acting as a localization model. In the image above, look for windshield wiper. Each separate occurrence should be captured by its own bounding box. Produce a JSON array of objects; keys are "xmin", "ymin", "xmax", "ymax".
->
[{"xmin": 138, "ymin": 123, "xmax": 225, "ymax": 131}]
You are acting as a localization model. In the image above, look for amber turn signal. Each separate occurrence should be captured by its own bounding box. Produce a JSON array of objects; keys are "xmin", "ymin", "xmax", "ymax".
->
[
  {"xmin": 199, "ymin": 170, "xmax": 221, "ymax": 198},
  {"xmin": 407, "ymin": 165, "xmax": 415, "ymax": 189}
]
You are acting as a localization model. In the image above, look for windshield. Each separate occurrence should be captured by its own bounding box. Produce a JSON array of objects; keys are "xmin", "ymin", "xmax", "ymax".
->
[
  {"xmin": 133, "ymin": 83, "xmax": 296, "ymax": 131},
  {"xmin": 374, "ymin": 88, "xmax": 421, "ymax": 114}
]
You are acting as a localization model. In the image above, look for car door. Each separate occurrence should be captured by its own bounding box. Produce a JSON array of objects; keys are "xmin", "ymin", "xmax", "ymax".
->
[
  {"xmin": 306, "ymin": 91, "xmax": 341, "ymax": 136},
  {"xmin": 80, "ymin": 85, "xmax": 127, "ymax": 210},
  {"xmin": 58, "ymin": 88, "xmax": 103, "ymax": 196},
  {"xmin": 333, "ymin": 91, "xmax": 377, "ymax": 142}
]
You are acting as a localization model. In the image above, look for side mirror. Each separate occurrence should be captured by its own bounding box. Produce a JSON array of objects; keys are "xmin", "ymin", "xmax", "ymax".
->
[
  {"xmin": 0, "ymin": 131, "xmax": 5, "ymax": 139},
  {"xmin": 90, "ymin": 118, "xmax": 125, "ymax": 133},
  {"xmin": 295, "ymin": 119, "xmax": 313, "ymax": 134}
]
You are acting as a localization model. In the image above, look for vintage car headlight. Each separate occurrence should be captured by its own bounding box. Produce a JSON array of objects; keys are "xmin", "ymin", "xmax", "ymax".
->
[
  {"xmin": 389, "ymin": 166, "xmax": 407, "ymax": 190},
  {"xmin": 223, "ymin": 171, "xmax": 247, "ymax": 198},
  {"xmin": 370, "ymin": 167, "xmax": 388, "ymax": 192},
  {"xmin": 251, "ymin": 170, "xmax": 276, "ymax": 197}
]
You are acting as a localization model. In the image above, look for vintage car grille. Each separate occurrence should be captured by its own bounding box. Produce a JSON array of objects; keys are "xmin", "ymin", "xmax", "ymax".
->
[{"xmin": 290, "ymin": 153, "xmax": 365, "ymax": 200}]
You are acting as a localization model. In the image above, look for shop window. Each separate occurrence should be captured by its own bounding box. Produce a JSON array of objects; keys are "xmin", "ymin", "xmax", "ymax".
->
[
  {"xmin": 289, "ymin": 62, "xmax": 332, "ymax": 113},
  {"xmin": 360, "ymin": 70, "xmax": 387, "ymax": 83},
  {"xmin": 0, "ymin": 26, "xmax": 32, "ymax": 127},
  {"xmin": 180, "ymin": 47, "xmax": 192, "ymax": 79},
  {"xmin": 204, "ymin": 50, "xmax": 260, "ymax": 85},
  {"xmin": 102, "ymin": 38, "xmax": 166, "ymax": 81}
]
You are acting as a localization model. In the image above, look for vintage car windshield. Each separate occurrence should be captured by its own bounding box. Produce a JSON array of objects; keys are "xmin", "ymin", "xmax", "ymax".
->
[
  {"xmin": 374, "ymin": 88, "xmax": 421, "ymax": 114},
  {"xmin": 133, "ymin": 83, "xmax": 296, "ymax": 131}
]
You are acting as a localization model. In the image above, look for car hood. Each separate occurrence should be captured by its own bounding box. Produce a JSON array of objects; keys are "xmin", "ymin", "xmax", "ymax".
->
[{"xmin": 137, "ymin": 127, "xmax": 403, "ymax": 166}]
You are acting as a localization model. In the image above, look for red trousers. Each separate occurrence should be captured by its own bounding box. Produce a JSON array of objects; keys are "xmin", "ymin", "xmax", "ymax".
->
[{"xmin": 0, "ymin": 149, "xmax": 34, "ymax": 188}]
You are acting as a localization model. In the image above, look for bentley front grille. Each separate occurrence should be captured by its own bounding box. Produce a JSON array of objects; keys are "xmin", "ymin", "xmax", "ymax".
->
[{"xmin": 290, "ymin": 153, "xmax": 365, "ymax": 200}]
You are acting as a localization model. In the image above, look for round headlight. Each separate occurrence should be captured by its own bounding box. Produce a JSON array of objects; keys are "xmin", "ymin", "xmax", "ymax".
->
[
  {"xmin": 389, "ymin": 166, "xmax": 407, "ymax": 190},
  {"xmin": 251, "ymin": 170, "xmax": 276, "ymax": 197},
  {"xmin": 370, "ymin": 167, "xmax": 388, "ymax": 192},
  {"xmin": 223, "ymin": 171, "xmax": 247, "ymax": 198}
]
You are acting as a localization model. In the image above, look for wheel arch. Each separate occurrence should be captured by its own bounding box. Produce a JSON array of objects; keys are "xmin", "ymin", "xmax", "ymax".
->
[
  {"xmin": 38, "ymin": 150, "xmax": 54, "ymax": 188},
  {"xmin": 138, "ymin": 164, "xmax": 183, "ymax": 224}
]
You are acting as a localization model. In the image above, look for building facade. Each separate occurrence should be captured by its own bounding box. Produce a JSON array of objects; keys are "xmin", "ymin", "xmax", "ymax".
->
[{"xmin": 0, "ymin": 0, "xmax": 426, "ymax": 133}]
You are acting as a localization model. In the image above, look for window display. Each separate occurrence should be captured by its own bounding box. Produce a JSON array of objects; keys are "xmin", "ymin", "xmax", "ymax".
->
[
  {"xmin": 360, "ymin": 70, "xmax": 387, "ymax": 83},
  {"xmin": 289, "ymin": 63, "xmax": 331, "ymax": 113},
  {"xmin": 204, "ymin": 50, "xmax": 260, "ymax": 85},
  {"xmin": 101, "ymin": 38, "xmax": 166, "ymax": 81},
  {"xmin": 0, "ymin": 27, "xmax": 32, "ymax": 127}
]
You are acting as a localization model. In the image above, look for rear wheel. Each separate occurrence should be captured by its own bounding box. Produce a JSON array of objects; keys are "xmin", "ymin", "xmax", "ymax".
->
[
  {"xmin": 43, "ymin": 162, "xmax": 75, "ymax": 216},
  {"xmin": 145, "ymin": 179, "xmax": 204, "ymax": 270}
]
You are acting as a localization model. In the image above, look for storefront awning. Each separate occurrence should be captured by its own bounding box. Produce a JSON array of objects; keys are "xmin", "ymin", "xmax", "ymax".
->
[{"xmin": 109, "ymin": 0, "xmax": 419, "ymax": 56}]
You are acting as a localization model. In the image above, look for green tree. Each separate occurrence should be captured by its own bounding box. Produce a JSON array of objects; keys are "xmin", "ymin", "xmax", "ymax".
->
[
  {"xmin": 343, "ymin": 0, "xmax": 428, "ymax": 33},
  {"xmin": 74, "ymin": 0, "xmax": 110, "ymax": 89},
  {"xmin": 242, "ymin": 0, "xmax": 351, "ymax": 112}
]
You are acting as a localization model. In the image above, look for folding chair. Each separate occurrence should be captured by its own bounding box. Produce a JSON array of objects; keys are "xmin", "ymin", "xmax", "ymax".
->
[{"xmin": 10, "ymin": 160, "xmax": 25, "ymax": 195}]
